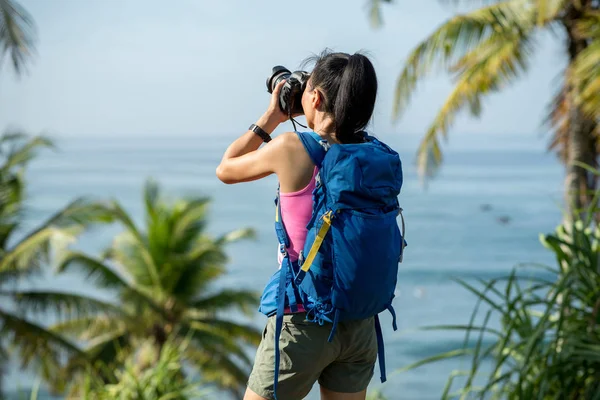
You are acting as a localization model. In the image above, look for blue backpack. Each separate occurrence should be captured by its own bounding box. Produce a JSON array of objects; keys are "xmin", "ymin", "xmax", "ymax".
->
[{"xmin": 258, "ymin": 131, "xmax": 406, "ymax": 399}]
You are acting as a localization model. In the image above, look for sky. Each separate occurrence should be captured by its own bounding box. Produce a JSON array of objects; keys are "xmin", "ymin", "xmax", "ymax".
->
[{"xmin": 0, "ymin": 0, "xmax": 566, "ymax": 139}]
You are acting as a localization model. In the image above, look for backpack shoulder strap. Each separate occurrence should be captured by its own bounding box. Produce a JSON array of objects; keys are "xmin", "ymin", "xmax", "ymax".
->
[
  {"xmin": 296, "ymin": 131, "xmax": 327, "ymax": 168},
  {"xmin": 375, "ymin": 305, "xmax": 398, "ymax": 384}
]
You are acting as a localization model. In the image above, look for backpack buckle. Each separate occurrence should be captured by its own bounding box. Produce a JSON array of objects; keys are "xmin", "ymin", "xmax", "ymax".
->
[
  {"xmin": 294, "ymin": 269, "xmax": 306, "ymax": 285},
  {"xmin": 279, "ymin": 244, "xmax": 287, "ymax": 256}
]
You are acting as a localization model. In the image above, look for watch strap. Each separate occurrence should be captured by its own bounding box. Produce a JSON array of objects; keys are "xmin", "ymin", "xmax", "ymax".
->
[{"xmin": 249, "ymin": 124, "xmax": 272, "ymax": 143}]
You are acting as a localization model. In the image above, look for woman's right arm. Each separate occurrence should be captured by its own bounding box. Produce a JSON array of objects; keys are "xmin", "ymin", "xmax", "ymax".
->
[
  {"xmin": 216, "ymin": 132, "xmax": 290, "ymax": 184},
  {"xmin": 218, "ymin": 112, "xmax": 280, "ymax": 167},
  {"xmin": 216, "ymin": 80, "xmax": 290, "ymax": 184}
]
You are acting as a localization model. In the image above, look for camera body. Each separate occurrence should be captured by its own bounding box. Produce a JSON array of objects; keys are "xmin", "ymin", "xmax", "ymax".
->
[{"xmin": 266, "ymin": 66, "xmax": 309, "ymax": 116}]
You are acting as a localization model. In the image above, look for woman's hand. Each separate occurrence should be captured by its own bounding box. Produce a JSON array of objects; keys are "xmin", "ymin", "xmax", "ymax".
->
[{"xmin": 257, "ymin": 79, "xmax": 289, "ymax": 133}]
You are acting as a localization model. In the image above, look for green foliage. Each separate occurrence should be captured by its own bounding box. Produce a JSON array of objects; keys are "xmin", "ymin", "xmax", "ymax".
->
[
  {"xmin": 0, "ymin": 133, "xmax": 114, "ymax": 395},
  {"xmin": 368, "ymin": 0, "xmax": 600, "ymax": 185},
  {"xmin": 367, "ymin": 0, "xmax": 393, "ymax": 28},
  {"xmin": 78, "ymin": 338, "xmax": 213, "ymax": 400},
  {"xmin": 394, "ymin": 204, "xmax": 600, "ymax": 398},
  {"xmin": 0, "ymin": 0, "xmax": 36, "ymax": 74},
  {"xmin": 54, "ymin": 179, "xmax": 260, "ymax": 397},
  {"xmin": 366, "ymin": 389, "xmax": 390, "ymax": 400},
  {"xmin": 572, "ymin": 10, "xmax": 600, "ymax": 122}
]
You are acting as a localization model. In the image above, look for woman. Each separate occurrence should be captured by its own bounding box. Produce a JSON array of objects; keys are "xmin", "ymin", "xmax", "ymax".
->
[{"xmin": 217, "ymin": 50, "xmax": 380, "ymax": 400}]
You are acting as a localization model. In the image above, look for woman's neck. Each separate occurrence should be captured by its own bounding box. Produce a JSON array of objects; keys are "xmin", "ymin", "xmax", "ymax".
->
[{"xmin": 312, "ymin": 118, "xmax": 339, "ymax": 144}]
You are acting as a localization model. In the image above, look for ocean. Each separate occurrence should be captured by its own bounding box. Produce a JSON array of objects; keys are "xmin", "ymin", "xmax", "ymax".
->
[{"xmin": 6, "ymin": 132, "xmax": 563, "ymax": 399}]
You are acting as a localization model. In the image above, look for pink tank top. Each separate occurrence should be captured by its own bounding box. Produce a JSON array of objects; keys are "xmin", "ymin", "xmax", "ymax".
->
[{"xmin": 277, "ymin": 167, "xmax": 318, "ymax": 265}]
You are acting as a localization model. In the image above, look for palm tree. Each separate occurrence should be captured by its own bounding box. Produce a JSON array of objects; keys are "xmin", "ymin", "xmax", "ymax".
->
[
  {"xmin": 370, "ymin": 0, "xmax": 600, "ymax": 217},
  {"xmin": 0, "ymin": 133, "xmax": 115, "ymax": 395},
  {"xmin": 1, "ymin": 1, "xmax": 123, "ymax": 395},
  {"xmin": 0, "ymin": 0, "xmax": 35, "ymax": 75},
  {"xmin": 55, "ymin": 180, "xmax": 261, "ymax": 398}
]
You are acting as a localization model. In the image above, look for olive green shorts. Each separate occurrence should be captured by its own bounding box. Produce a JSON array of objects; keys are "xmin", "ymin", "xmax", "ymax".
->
[{"xmin": 247, "ymin": 313, "xmax": 377, "ymax": 400}]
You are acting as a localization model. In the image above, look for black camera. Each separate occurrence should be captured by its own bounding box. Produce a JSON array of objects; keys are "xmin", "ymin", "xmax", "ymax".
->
[{"xmin": 266, "ymin": 66, "xmax": 309, "ymax": 116}]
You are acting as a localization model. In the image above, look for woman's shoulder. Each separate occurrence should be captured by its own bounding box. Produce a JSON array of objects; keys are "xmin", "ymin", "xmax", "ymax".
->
[
  {"xmin": 271, "ymin": 131, "xmax": 313, "ymax": 167},
  {"xmin": 272, "ymin": 131, "xmax": 304, "ymax": 151},
  {"xmin": 277, "ymin": 131, "xmax": 300, "ymax": 143}
]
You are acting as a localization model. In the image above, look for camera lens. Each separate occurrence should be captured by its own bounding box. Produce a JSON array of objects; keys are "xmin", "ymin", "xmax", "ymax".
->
[
  {"xmin": 266, "ymin": 66, "xmax": 310, "ymax": 115},
  {"xmin": 266, "ymin": 66, "xmax": 291, "ymax": 93}
]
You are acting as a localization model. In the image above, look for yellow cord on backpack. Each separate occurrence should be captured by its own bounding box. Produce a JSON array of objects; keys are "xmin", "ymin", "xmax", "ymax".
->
[{"xmin": 301, "ymin": 211, "xmax": 333, "ymax": 273}]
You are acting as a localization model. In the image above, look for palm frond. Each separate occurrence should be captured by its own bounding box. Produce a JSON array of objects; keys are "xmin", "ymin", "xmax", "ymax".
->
[
  {"xmin": 0, "ymin": 174, "xmax": 23, "ymax": 224},
  {"xmin": 190, "ymin": 289, "xmax": 259, "ymax": 316},
  {"xmin": 143, "ymin": 178, "xmax": 160, "ymax": 220},
  {"xmin": 110, "ymin": 229, "xmax": 163, "ymax": 292},
  {"xmin": 0, "ymin": 307, "xmax": 85, "ymax": 367},
  {"xmin": 109, "ymin": 200, "xmax": 163, "ymax": 292},
  {"xmin": 573, "ymin": 10, "xmax": 600, "ymax": 40},
  {"xmin": 186, "ymin": 347, "xmax": 248, "ymax": 397},
  {"xmin": 366, "ymin": 0, "xmax": 393, "ymax": 29},
  {"xmin": 0, "ymin": 226, "xmax": 66, "ymax": 274},
  {"xmin": 0, "ymin": 0, "xmax": 36, "ymax": 74},
  {"xmin": 146, "ymin": 203, "xmax": 177, "ymax": 278},
  {"xmin": 0, "ymin": 133, "xmax": 54, "ymax": 172},
  {"xmin": 109, "ymin": 200, "xmax": 144, "ymax": 243},
  {"xmin": 415, "ymin": 26, "xmax": 535, "ymax": 178},
  {"xmin": 57, "ymin": 251, "xmax": 133, "ymax": 290},
  {"xmin": 51, "ymin": 316, "xmax": 129, "ymax": 341},
  {"xmin": 534, "ymin": 0, "xmax": 567, "ymax": 25},
  {"xmin": 170, "ymin": 197, "xmax": 210, "ymax": 251},
  {"xmin": 185, "ymin": 321, "xmax": 255, "ymax": 366},
  {"xmin": 57, "ymin": 251, "xmax": 167, "ymax": 317},
  {"xmin": 544, "ymin": 80, "xmax": 569, "ymax": 161},
  {"xmin": 0, "ymin": 198, "xmax": 114, "ymax": 273},
  {"xmin": 570, "ymin": 35, "xmax": 600, "ymax": 121},
  {"xmin": 55, "ymin": 330, "xmax": 132, "ymax": 393},
  {"xmin": 171, "ymin": 250, "xmax": 226, "ymax": 300},
  {"xmin": 191, "ymin": 318, "xmax": 261, "ymax": 346},
  {"xmin": 42, "ymin": 197, "xmax": 114, "ymax": 229},
  {"xmin": 83, "ymin": 329, "xmax": 131, "ymax": 367},
  {"xmin": 0, "ymin": 130, "xmax": 28, "ymax": 145},
  {"xmin": 541, "ymin": 80, "xmax": 593, "ymax": 167},
  {"xmin": 393, "ymin": 0, "xmax": 533, "ymax": 120},
  {"xmin": 5, "ymin": 290, "xmax": 124, "ymax": 321},
  {"xmin": 215, "ymin": 227, "xmax": 257, "ymax": 245}
]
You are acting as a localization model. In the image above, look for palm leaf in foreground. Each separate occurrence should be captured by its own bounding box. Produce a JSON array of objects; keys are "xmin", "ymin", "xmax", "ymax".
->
[
  {"xmin": 0, "ymin": 197, "xmax": 113, "ymax": 274},
  {"xmin": 79, "ymin": 338, "xmax": 214, "ymax": 400},
  {"xmin": 386, "ymin": 211, "xmax": 600, "ymax": 398},
  {"xmin": 0, "ymin": 134, "xmax": 115, "ymax": 395},
  {"xmin": 0, "ymin": 0, "xmax": 36, "ymax": 74},
  {"xmin": 0, "ymin": 308, "xmax": 85, "ymax": 387}
]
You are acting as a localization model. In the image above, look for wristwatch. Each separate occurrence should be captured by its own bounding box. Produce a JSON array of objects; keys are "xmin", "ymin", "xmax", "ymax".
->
[{"xmin": 249, "ymin": 124, "xmax": 272, "ymax": 143}]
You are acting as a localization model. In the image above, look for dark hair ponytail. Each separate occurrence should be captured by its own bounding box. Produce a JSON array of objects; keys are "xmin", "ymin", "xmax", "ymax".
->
[{"xmin": 305, "ymin": 50, "xmax": 377, "ymax": 143}]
